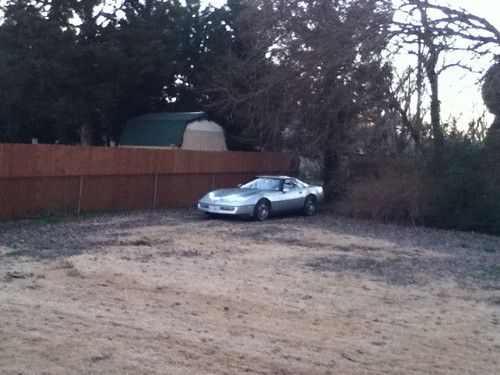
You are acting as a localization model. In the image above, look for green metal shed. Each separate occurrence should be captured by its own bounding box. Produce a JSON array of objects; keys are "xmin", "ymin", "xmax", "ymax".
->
[{"xmin": 119, "ymin": 112, "xmax": 206, "ymax": 148}]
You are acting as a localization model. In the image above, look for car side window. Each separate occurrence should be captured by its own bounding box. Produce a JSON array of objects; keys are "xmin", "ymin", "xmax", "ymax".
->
[
  {"xmin": 294, "ymin": 179, "xmax": 308, "ymax": 188},
  {"xmin": 283, "ymin": 180, "xmax": 299, "ymax": 190}
]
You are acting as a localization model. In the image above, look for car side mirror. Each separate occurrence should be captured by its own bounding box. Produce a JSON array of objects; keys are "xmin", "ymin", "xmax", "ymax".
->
[{"xmin": 282, "ymin": 186, "xmax": 290, "ymax": 193}]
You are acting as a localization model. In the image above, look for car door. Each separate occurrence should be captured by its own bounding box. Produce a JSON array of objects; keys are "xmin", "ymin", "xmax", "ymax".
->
[
  {"xmin": 282, "ymin": 179, "xmax": 305, "ymax": 211},
  {"xmin": 266, "ymin": 189, "xmax": 289, "ymax": 212}
]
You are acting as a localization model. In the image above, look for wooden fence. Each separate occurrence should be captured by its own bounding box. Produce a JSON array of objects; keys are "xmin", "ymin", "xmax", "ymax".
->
[{"xmin": 0, "ymin": 144, "xmax": 298, "ymax": 220}]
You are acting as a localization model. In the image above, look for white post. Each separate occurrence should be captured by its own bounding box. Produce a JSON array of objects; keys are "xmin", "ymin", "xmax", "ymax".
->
[
  {"xmin": 153, "ymin": 173, "xmax": 158, "ymax": 209},
  {"xmin": 77, "ymin": 175, "xmax": 83, "ymax": 215}
]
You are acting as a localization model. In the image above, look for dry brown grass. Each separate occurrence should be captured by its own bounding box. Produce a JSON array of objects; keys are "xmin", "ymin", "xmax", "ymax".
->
[
  {"xmin": 0, "ymin": 209, "xmax": 499, "ymax": 374},
  {"xmin": 336, "ymin": 167, "xmax": 423, "ymax": 224}
]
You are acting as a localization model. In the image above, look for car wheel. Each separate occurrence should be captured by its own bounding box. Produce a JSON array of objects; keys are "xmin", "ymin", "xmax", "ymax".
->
[
  {"xmin": 302, "ymin": 195, "xmax": 317, "ymax": 216},
  {"xmin": 254, "ymin": 199, "xmax": 271, "ymax": 221}
]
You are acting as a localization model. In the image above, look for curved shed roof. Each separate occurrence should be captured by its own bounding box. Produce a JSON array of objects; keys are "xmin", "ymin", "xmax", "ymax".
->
[
  {"xmin": 182, "ymin": 120, "xmax": 227, "ymax": 151},
  {"xmin": 119, "ymin": 112, "xmax": 205, "ymax": 147}
]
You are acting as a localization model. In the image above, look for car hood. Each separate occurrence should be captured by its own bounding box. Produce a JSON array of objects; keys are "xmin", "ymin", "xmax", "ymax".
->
[{"xmin": 206, "ymin": 188, "xmax": 262, "ymax": 202}]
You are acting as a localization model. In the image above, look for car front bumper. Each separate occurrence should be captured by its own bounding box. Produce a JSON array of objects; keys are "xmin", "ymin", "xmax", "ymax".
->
[{"xmin": 197, "ymin": 201, "xmax": 254, "ymax": 216}]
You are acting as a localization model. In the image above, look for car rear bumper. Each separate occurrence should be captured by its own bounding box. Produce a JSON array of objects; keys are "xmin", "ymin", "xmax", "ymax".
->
[{"xmin": 197, "ymin": 202, "xmax": 254, "ymax": 216}]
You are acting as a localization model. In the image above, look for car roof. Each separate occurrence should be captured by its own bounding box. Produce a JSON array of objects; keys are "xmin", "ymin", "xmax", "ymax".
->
[{"xmin": 255, "ymin": 175, "xmax": 294, "ymax": 180}]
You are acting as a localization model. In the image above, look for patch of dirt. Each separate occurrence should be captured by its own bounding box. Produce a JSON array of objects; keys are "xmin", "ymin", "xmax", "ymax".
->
[{"xmin": 0, "ymin": 209, "xmax": 499, "ymax": 374}]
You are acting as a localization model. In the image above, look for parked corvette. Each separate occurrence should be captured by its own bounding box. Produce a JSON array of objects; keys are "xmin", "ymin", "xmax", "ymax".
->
[{"xmin": 198, "ymin": 176, "xmax": 324, "ymax": 221}]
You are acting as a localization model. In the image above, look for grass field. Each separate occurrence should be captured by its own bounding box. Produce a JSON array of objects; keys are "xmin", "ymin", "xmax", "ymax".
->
[{"xmin": 1, "ymin": 209, "xmax": 499, "ymax": 374}]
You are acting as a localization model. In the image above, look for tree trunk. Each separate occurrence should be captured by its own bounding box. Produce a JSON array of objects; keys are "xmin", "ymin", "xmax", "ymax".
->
[
  {"xmin": 427, "ymin": 68, "xmax": 443, "ymax": 152},
  {"xmin": 418, "ymin": 4, "xmax": 444, "ymax": 165},
  {"xmin": 425, "ymin": 59, "xmax": 445, "ymax": 176},
  {"xmin": 79, "ymin": 122, "xmax": 93, "ymax": 146},
  {"xmin": 415, "ymin": 38, "xmax": 424, "ymax": 146},
  {"xmin": 323, "ymin": 149, "xmax": 347, "ymax": 201},
  {"xmin": 398, "ymin": 106, "xmax": 421, "ymax": 150}
]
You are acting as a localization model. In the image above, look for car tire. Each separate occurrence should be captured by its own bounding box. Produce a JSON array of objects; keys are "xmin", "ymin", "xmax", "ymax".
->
[
  {"xmin": 302, "ymin": 195, "xmax": 317, "ymax": 216},
  {"xmin": 254, "ymin": 199, "xmax": 271, "ymax": 221}
]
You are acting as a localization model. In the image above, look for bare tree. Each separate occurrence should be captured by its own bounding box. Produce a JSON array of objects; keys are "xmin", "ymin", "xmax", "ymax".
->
[
  {"xmin": 394, "ymin": 0, "xmax": 500, "ymax": 154},
  {"xmin": 387, "ymin": 65, "xmax": 429, "ymax": 152},
  {"xmin": 207, "ymin": 0, "xmax": 394, "ymax": 197},
  {"xmin": 409, "ymin": 1, "xmax": 500, "ymax": 55},
  {"xmin": 393, "ymin": 1, "xmax": 465, "ymax": 157}
]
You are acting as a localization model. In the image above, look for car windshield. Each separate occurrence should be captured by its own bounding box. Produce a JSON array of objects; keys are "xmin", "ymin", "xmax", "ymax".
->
[{"xmin": 241, "ymin": 178, "xmax": 282, "ymax": 191}]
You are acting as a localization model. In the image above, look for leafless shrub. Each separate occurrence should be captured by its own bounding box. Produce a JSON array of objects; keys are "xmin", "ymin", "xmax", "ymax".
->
[{"xmin": 336, "ymin": 163, "xmax": 423, "ymax": 224}]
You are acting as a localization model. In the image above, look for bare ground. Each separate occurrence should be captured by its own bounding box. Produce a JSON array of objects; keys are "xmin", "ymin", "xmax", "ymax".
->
[{"xmin": 0, "ymin": 209, "xmax": 499, "ymax": 374}]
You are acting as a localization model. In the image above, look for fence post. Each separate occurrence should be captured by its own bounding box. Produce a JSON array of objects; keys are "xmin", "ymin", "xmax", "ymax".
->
[
  {"xmin": 153, "ymin": 173, "xmax": 158, "ymax": 209},
  {"xmin": 77, "ymin": 175, "xmax": 83, "ymax": 215}
]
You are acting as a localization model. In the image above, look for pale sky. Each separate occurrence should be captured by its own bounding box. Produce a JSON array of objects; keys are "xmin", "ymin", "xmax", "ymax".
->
[
  {"xmin": 204, "ymin": 0, "xmax": 500, "ymax": 128},
  {"xmin": 392, "ymin": 0, "xmax": 500, "ymax": 127}
]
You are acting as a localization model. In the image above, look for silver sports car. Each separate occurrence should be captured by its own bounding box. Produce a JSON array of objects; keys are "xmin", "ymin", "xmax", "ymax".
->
[{"xmin": 197, "ymin": 176, "xmax": 324, "ymax": 221}]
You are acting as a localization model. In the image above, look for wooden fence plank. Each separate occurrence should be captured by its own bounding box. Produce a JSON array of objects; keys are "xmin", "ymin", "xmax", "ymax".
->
[{"xmin": 0, "ymin": 144, "xmax": 298, "ymax": 219}]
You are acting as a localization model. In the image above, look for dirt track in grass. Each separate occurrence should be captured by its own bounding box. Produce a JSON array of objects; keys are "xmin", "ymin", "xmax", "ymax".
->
[{"xmin": 1, "ymin": 209, "xmax": 499, "ymax": 374}]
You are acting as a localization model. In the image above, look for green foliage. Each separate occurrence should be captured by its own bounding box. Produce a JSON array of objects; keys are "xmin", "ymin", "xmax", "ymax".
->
[
  {"xmin": 422, "ymin": 140, "xmax": 500, "ymax": 235},
  {"xmin": 482, "ymin": 61, "xmax": 500, "ymax": 148},
  {"xmin": 415, "ymin": 61, "xmax": 500, "ymax": 235},
  {"xmin": 483, "ymin": 61, "xmax": 500, "ymax": 117},
  {"xmin": 0, "ymin": 0, "xmax": 394, "ymax": 153},
  {"xmin": 340, "ymin": 136, "xmax": 500, "ymax": 236},
  {"xmin": 0, "ymin": 0, "xmax": 233, "ymax": 145}
]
